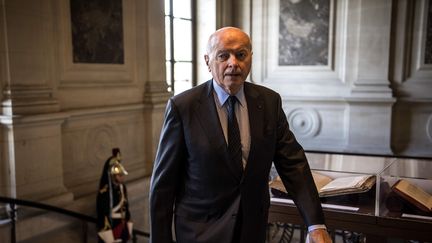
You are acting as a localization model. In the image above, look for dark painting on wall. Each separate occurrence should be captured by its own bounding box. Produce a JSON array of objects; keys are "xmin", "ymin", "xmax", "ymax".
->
[
  {"xmin": 425, "ymin": 1, "xmax": 432, "ymax": 64},
  {"xmin": 278, "ymin": 0, "xmax": 330, "ymax": 66},
  {"xmin": 70, "ymin": 0, "xmax": 124, "ymax": 64}
]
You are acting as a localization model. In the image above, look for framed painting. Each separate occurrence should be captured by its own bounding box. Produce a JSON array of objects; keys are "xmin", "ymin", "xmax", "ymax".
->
[
  {"xmin": 278, "ymin": 0, "xmax": 330, "ymax": 66},
  {"xmin": 423, "ymin": 0, "xmax": 432, "ymax": 65},
  {"xmin": 57, "ymin": 0, "xmax": 136, "ymax": 87},
  {"xmin": 252, "ymin": 0, "xmax": 344, "ymax": 85},
  {"xmin": 70, "ymin": 0, "xmax": 124, "ymax": 64}
]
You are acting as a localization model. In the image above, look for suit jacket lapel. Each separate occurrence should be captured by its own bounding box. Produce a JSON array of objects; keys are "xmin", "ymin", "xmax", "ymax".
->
[
  {"xmin": 243, "ymin": 83, "xmax": 265, "ymax": 175},
  {"xmin": 194, "ymin": 81, "xmax": 242, "ymax": 181},
  {"xmin": 194, "ymin": 81, "xmax": 226, "ymax": 150}
]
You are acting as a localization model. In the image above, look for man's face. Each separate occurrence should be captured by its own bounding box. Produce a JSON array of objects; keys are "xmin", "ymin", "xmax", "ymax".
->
[
  {"xmin": 114, "ymin": 174, "xmax": 124, "ymax": 184},
  {"xmin": 205, "ymin": 28, "xmax": 252, "ymax": 95}
]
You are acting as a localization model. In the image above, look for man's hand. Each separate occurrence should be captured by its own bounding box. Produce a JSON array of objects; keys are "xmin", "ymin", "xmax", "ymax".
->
[{"xmin": 307, "ymin": 228, "xmax": 332, "ymax": 243}]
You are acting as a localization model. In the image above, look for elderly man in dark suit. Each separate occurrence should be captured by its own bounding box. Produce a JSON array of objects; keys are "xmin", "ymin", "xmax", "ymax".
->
[{"xmin": 149, "ymin": 27, "xmax": 331, "ymax": 243}]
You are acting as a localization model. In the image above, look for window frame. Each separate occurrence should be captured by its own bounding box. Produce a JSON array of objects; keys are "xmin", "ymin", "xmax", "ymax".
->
[{"xmin": 165, "ymin": 0, "xmax": 197, "ymax": 94}]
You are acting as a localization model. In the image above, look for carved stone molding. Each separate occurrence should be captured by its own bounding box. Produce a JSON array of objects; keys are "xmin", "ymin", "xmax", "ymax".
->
[
  {"xmin": 2, "ymin": 87, "xmax": 59, "ymax": 115},
  {"xmin": 86, "ymin": 124, "xmax": 118, "ymax": 166},
  {"xmin": 427, "ymin": 114, "xmax": 432, "ymax": 142},
  {"xmin": 350, "ymin": 0, "xmax": 393, "ymax": 98},
  {"xmin": 392, "ymin": 0, "xmax": 432, "ymax": 98},
  {"xmin": 287, "ymin": 108, "xmax": 321, "ymax": 138},
  {"xmin": 143, "ymin": 80, "xmax": 172, "ymax": 105}
]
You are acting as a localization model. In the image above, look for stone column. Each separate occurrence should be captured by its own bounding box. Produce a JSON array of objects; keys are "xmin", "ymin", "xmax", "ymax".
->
[
  {"xmin": 138, "ymin": 0, "xmax": 171, "ymax": 170},
  {"xmin": 345, "ymin": 0, "xmax": 395, "ymax": 154},
  {"xmin": 0, "ymin": 0, "xmax": 72, "ymax": 204}
]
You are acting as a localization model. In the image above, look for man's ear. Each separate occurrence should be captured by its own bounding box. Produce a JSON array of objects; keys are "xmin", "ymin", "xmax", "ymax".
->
[{"xmin": 204, "ymin": 55, "xmax": 211, "ymax": 72}]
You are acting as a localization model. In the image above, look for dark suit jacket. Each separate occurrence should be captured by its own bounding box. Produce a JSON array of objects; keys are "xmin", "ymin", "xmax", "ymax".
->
[{"xmin": 150, "ymin": 80, "xmax": 324, "ymax": 243}]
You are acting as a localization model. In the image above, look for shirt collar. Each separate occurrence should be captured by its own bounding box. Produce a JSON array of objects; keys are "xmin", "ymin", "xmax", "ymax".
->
[{"xmin": 212, "ymin": 79, "xmax": 245, "ymax": 107}]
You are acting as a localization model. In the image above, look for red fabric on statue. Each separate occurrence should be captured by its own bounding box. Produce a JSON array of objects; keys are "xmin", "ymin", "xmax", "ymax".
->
[{"xmin": 112, "ymin": 220, "xmax": 128, "ymax": 240}]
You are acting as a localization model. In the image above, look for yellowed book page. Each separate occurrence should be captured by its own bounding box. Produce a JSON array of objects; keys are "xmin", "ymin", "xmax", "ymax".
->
[
  {"xmin": 395, "ymin": 179, "xmax": 432, "ymax": 210},
  {"xmin": 320, "ymin": 175, "xmax": 371, "ymax": 193},
  {"xmin": 311, "ymin": 171, "xmax": 333, "ymax": 192},
  {"xmin": 269, "ymin": 176, "xmax": 287, "ymax": 193},
  {"xmin": 362, "ymin": 176, "xmax": 376, "ymax": 190}
]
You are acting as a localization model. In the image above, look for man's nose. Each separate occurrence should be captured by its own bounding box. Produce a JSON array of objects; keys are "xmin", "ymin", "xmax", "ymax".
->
[{"xmin": 227, "ymin": 54, "xmax": 239, "ymax": 67}]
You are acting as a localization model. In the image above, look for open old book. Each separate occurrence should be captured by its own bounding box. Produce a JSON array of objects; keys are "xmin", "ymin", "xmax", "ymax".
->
[
  {"xmin": 392, "ymin": 179, "xmax": 432, "ymax": 213},
  {"xmin": 269, "ymin": 171, "xmax": 376, "ymax": 197}
]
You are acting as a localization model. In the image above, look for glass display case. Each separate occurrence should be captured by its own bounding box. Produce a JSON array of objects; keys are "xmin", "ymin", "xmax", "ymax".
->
[
  {"xmin": 270, "ymin": 152, "xmax": 395, "ymax": 216},
  {"xmin": 378, "ymin": 158, "xmax": 432, "ymax": 220},
  {"xmin": 268, "ymin": 153, "xmax": 432, "ymax": 242}
]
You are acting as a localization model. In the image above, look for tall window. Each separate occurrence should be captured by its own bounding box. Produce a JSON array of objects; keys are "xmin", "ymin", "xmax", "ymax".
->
[{"xmin": 165, "ymin": 0, "xmax": 196, "ymax": 94}]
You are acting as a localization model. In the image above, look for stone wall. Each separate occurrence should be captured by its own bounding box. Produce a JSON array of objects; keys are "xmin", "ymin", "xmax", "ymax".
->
[
  {"xmin": 248, "ymin": 0, "xmax": 432, "ymax": 158},
  {"xmin": 0, "ymin": 1, "xmax": 168, "ymax": 241}
]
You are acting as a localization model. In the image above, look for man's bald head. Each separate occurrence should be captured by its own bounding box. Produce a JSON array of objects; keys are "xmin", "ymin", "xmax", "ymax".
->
[
  {"xmin": 204, "ymin": 27, "xmax": 253, "ymax": 95},
  {"xmin": 206, "ymin": 27, "xmax": 252, "ymax": 57}
]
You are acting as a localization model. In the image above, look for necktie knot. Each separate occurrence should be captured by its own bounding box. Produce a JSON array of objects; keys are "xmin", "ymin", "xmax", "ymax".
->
[
  {"xmin": 229, "ymin": 95, "xmax": 237, "ymax": 106},
  {"xmin": 227, "ymin": 96, "xmax": 237, "ymax": 119}
]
